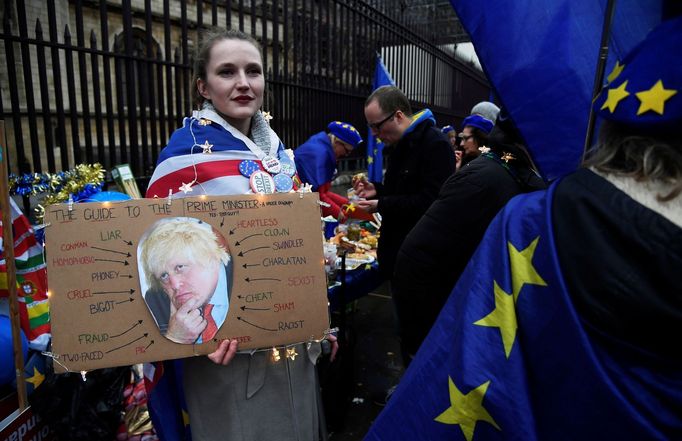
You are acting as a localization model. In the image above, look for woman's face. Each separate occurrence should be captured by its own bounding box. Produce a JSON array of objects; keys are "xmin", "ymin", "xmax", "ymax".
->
[{"xmin": 197, "ymin": 39, "xmax": 264, "ymax": 133}]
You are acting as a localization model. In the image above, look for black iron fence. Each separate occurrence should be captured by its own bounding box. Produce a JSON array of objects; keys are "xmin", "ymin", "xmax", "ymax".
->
[{"xmin": 1, "ymin": 0, "xmax": 489, "ymax": 182}]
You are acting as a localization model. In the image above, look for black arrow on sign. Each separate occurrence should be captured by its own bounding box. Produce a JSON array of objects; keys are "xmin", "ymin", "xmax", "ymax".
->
[
  {"xmin": 105, "ymin": 333, "xmax": 148, "ymax": 354},
  {"xmin": 144, "ymin": 340, "xmax": 155, "ymax": 351},
  {"xmin": 237, "ymin": 317, "xmax": 277, "ymax": 332},
  {"xmin": 119, "ymin": 274, "xmax": 134, "ymax": 279},
  {"xmin": 235, "ymin": 233, "xmax": 263, "ymax": 246},
  {"xmin": 245, "ymin": 277, "xmax": 280, "ymax": 283},
  {"xmin": 122, "ymin": 240, "xmax": 133, "ymax": 246},
  {"xmin": 91, "ymin": 246, "xmax": 132, "ymax": 258},
  {"xmin": 109, "ymin": 320, "xmax": 143, "ymax": 338},
  {"xmin": 95, "ymin": 258, "xmax": 129, "ymax": 266},
  {"xmin": 237, "ymin": 246, "xmax": 269, "ymax": 257},
  {"xmin": 240, "ymin": 305, "xmax": 270, "ymax": 311},
  {"xmin": 229, "ymin": 227, "xmax": 236, "ymax": 235},
  {"xmin": 220, "ymin": 217, "xmax": 225, "ymax": 227},
  {"xmin": 242, "ymin": 263, "xmax": 261, "ymax": 269},
  {"xmin": 93, "ymin": 288, "xmax": 135, "ymax": 295},
  {"xmin": 115, "ymin": 297, "xmax": 135, "ymax": 305}
]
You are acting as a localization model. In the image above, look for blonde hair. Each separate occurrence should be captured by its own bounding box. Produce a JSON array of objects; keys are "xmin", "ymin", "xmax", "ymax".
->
[{"xmin": 140, "ymin": 218, "xmax": 230, "ymax": 290}]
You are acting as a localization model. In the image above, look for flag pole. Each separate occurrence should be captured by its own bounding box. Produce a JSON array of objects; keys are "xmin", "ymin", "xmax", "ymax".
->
[{"xmin": 582, "ymin": 0, "xmax": 618, "ymax": 159}]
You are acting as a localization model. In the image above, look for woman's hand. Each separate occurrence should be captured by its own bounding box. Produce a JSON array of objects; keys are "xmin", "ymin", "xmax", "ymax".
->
[
  {"xmin": 326, "ymin": 334, "xmax": 339, "ymax": 362},
  {"xmin": 208, "ymin": 339, "xmax": 239, "ymax": 365}
]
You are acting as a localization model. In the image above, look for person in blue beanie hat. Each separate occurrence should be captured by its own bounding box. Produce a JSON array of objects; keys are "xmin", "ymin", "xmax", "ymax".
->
[
  {"xmin": 459, "ymin": 114, "xmax": 494, "ymax": 168},
  {"xmin": 294, "ymin": 121, "xmax": 372, "ymax": 220}
]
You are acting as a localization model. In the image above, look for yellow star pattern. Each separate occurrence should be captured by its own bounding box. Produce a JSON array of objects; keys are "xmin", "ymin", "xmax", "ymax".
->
[
  {"xmin": 600, "ymin": 81, "xmax": 630, "ymax": 113},
  {"xmin": 435, "ymin": 377, "xmax": 500, "ymax": 441},
  {"xmin": 635, "ymin": 80, "xmax": 678, "ymax": 115},
  {"xmin": 474, "ymin": 281, "xmax": 518, "ymax": 358},
  {"xmin": 286, "ymin": 347, "xmax": 298, "ymax": 360},
  {"xmin": 508, "ymin": 237, "xmax": 547, "ymax": 301},
  {"xmin": 367, "ymin": 156, "xmax": 374, "ymax": 164},
  {"xmin": 26, "ymin": 367, "xmax": 45, "ymax": 389},
  {"xmin": 606, "ymin": 61, "xmax": 624, "ymax": 84}
]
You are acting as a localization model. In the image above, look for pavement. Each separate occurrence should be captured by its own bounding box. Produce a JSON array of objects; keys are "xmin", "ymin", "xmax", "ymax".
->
[{"xmin": 319, "ymin": 281, "xmax": 405, "ymax": 440}]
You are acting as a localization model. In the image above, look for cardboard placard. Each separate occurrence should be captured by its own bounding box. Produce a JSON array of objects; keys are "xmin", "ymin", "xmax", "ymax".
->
[{"xmin": 45, "ymin": 192, "xmax": 328, "ymax": 372}]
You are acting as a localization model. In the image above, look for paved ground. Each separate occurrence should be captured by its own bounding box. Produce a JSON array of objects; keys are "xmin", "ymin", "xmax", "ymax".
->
[{"xmin": 318, "ymin": 282, "xmax": 405, "ymax": 440}]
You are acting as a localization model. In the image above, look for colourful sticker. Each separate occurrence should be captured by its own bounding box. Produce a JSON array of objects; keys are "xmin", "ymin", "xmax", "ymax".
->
[{"xmin": 261, "ymin": 155, "xmax": 282, "ymax": 174}]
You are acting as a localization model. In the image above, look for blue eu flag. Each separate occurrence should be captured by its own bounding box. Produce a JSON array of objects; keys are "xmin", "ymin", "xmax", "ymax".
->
[
  {"xmin": 448, "ymin": 0, "xmax": 662, "ymax": 180},
  {"xmin": 365, "ymin": 182, "xmax": 682, "ymax": 440},
  {"xmin": 367, "ymin": 54, "xmax": 395, "ymax": 183}
]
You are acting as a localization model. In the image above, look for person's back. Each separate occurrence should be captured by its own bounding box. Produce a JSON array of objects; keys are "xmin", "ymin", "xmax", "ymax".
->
[{"xmin": 393, "ymin": 113, "xmax": 546, "ymax": 359}]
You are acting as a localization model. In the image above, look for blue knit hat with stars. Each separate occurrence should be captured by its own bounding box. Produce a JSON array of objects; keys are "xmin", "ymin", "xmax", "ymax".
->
[
  {"xmin": 594, "ymin": 17, "xmax": 681, "ymax": 132},
  {"xmin": 327, "ymin": 121, "xmax": 363, "ymax": 148}
]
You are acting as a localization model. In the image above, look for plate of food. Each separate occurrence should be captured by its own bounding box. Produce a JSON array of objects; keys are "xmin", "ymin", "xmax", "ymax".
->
[{"xmin": 337, "ymin": 253, "xmax": 375, "ymax": 270}]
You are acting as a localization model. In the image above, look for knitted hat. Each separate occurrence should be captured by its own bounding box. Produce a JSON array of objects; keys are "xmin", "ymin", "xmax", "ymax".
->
[
  {"xmin": 461, "ymin": 114, "xmax": 494, "ymax": 134},
  {"xmin": 328, "ymin": 121, "xmax": 363, "ymax": 148},
  {"xmin": 471, "ymin": 101, "xmax": 500, "ymax": 122},
  {"xmin": 441, "ymin": 125, "xmax": 455, "ymax": 134}
]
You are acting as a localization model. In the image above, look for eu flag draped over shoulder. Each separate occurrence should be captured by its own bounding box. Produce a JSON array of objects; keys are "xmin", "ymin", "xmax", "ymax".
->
[
  {"xmin": 448, "ymin": 0, "xmax": 662, "ymax": 180},
  {"xmin": 365, "ymin": 182, "xmax": 682, "ymax": 440},
  {"xmin": 367, "ymin": 54, "xmax": 395, "ymax": 183}
]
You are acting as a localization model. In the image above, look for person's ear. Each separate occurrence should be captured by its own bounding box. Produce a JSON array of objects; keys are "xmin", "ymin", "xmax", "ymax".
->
[{"xmin": 197, "ymin": 78, "xmax": 210, "ymax": 100}]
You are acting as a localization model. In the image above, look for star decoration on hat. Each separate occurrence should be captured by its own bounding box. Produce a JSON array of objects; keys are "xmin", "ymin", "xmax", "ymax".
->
[
  {"xmin": 262, "ymin": 111, "xmax": 273, "ymax": 124},
  {"xmin": 635, "ymin": 80, "xmax": 678, "ymax": 115},
  {"xmin": 200, "ymin": 140, "xmax": 213, "ymax": 154},
  {"xmin": 286, "ymin": 347, "xmax": 298, "ymax": 360},
  {"xmin": 435, "ymin": 376, "xmax": 500, "ymax": 441},
  {"xmin": 606, "ymin": 61, "xmax": 625, "ymax": 85},
  {"xmin": 601, "ymin": 81, "xmax": 630, "ymax": 113},
  {"xmin": 179, "ymin": 181, "xmax": 194, "ymax": 194}
]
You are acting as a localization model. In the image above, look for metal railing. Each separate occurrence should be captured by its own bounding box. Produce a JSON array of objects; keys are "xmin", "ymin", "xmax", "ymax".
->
[{"xmin": 1, "ymin": 0, "xmax": 489, "ymax": 182}]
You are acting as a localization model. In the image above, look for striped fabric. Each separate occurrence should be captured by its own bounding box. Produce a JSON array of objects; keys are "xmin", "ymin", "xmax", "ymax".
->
[{"xmin": 146, "ymin": 107, "xmax": 290, "ymax": 198}]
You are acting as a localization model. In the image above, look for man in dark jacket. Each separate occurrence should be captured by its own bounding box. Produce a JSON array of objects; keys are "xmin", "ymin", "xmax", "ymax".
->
[
  {"xmin": 392, "ymin": 111, "xmax": 547, "ymax": 362},
  {"xmin": 355, "ymin": 86, "xmax": 455, "ymax": 280}
]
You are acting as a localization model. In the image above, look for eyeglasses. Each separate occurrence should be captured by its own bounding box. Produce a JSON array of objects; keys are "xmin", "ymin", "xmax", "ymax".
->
[
  {"xmin": 368, "ymin": 111, "xmax": 396, "ymax": 131},
  {"xmin": 458, "ymin": 134, "xmax": 474, "ymax": 142}
]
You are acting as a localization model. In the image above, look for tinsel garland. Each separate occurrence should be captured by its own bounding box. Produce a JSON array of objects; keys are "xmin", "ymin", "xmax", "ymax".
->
[{"xmin": 8, "ymin": 163, "xmax": 105, "ymax": 222}]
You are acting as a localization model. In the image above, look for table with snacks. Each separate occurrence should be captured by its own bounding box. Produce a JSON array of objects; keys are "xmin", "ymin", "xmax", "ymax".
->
[{"xmin": 323, "ymin": 219, "xmax": 384, "ymax": 311}]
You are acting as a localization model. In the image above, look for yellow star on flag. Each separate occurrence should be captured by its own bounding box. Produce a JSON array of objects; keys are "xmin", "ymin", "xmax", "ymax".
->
[
  {"xmin": 635, "ymin": 80, "xmax": 678, "ymax": 115},
  {"xmin": 474, "ymin": 281, "xmax": 518, "ymax": 358},
  {"xmin": 606, "ymin": 61, "xmax": 624, "ymax": 84},
  {"xmin": 600, "ymin": 81, "xmax": 630, "ymax": 113},
  {"xmin": 508, "ymin": 237, "xmax": 547, "ymax": 301},
  {"xmin": 435, "ymin": 377, "xmax": 500, "ymax": 441},
  {"xmin": 26, "ymin": 367, "xmax": 45, "ymax": 389},
  {"xmin": 367, "ymin": 156, "xmax": 374, "ymax": 164}
]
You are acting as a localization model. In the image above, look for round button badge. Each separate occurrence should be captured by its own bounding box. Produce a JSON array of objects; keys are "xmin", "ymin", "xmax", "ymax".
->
[
  {"xmin": 261, "ymin": 155, "xmax": 282, "ymax": 174},
  {"xmin": 249, "ymin": 170, "xmax": 276, "ymax": 194}
]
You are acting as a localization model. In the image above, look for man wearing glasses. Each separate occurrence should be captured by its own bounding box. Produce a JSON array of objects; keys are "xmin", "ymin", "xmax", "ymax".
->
[{"xmin": 355, "ymin": 84, "xmax": 454, "ymax": 323}]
